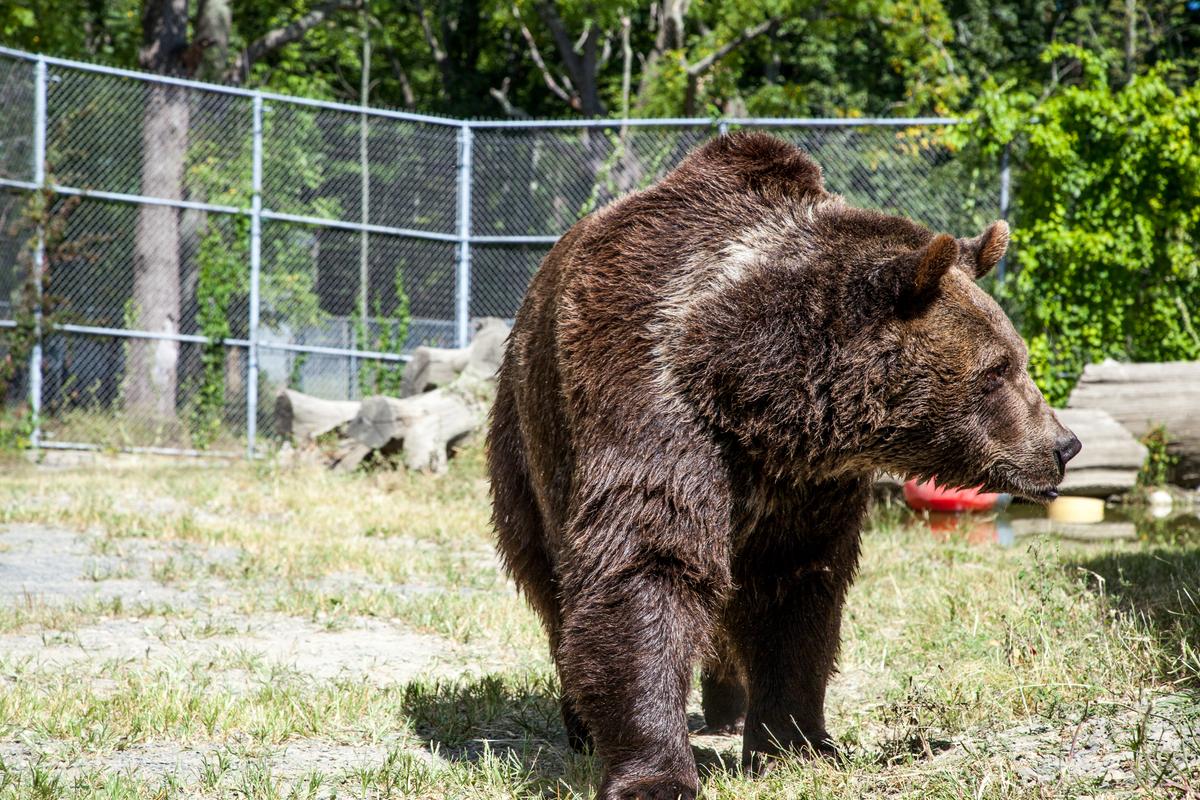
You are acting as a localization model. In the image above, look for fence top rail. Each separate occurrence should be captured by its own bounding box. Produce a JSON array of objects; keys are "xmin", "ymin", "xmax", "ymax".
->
[
  {"xmin": 0, "ymin": 45, "xmax": 464, "ymax": 127},
  {"xmin": 0, "ymin": 45, "xmax": 960, "ymax": 131},
  {"xmin": 466, "ymin": 116, "xmax": 961, "ymax": 129}
]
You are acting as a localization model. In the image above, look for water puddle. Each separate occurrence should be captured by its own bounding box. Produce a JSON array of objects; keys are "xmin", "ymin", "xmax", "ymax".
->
[{"xmin": 911, "ymin": 500, "xmax": 1200, "ymax": 547}]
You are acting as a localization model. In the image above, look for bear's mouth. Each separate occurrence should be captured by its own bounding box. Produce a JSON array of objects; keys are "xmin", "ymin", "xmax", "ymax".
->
[
  {"xmin": 980, "ymin": 465, "xmax": 1062, "ymax": 504},
  {"xmin": 994, "ymin": 481, "xmax": 1060, "ymax": 504}
]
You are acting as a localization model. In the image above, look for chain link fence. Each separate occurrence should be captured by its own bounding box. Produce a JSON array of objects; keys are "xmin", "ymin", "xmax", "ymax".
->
[{"xmin": 0, "ymin": 47, "xmax": 1000, "ymax": 457}]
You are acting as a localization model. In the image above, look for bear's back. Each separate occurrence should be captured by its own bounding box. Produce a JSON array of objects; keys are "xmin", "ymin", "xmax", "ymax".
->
[{"xmin": 497, "ymin": 134, "xmax": 830, "ymax": 532}]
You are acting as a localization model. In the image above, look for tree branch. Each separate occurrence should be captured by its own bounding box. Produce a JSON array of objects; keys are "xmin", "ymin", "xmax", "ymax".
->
[
  {"xmin": 414, "ymin": 1, "xmax": 446, "ymax": 63},
  {"xmin": 657, "ymin": 0, "xmax": 690, "ymax": 52},
  {"xmin": 536, "ymin": 0, "xmax": 585, "ymax": 87},
  {"xmin": 685, "ymin": 17, "xmax": 778, "ymax": 78},
  {"xmin": 490, "ymin": 77, "xmax": 532, "ymax": 118},
  {"xmin": 515, "ymin": 5, "xmax": 575, "ymax": 108},
  {"xmin": 230, "ymin": 0, "xmax": 362, "ymax": 83},
  {"xmin": 385, "ymin": 48, "xmax": 417, "ymax": 108},
  {"xmin": 533, "ymin": 0, "xmax": 604, "ymax": 115},
  {"xmin": 682, "ymin": 17, "xmax": 777, "ymax": 115}
]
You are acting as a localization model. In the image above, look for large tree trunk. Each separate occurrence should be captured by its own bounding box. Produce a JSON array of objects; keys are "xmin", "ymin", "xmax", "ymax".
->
[
  {"xmin": 124, "ymin": 82, "xmax": 188, "ymax": 422},
  {"xmin": 179, "ymin": 0, "xmax": 233, "ymax": 389},
  {"xmin": 125, "ymin": 0, "xmax": 189, "ymax": 423}
]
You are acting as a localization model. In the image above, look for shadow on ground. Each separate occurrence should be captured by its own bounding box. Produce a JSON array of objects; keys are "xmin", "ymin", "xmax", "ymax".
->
[
  {"xmin": 400, "ymin": 672, "xmax": 594, "ymax": 792},
  {"xmin": 1071, "ymin": 539, "xmax": 1200, "ymax": 683},
  {"xmin": 399, "ymin": 673, "xmax": 745, "ymax": 790}
]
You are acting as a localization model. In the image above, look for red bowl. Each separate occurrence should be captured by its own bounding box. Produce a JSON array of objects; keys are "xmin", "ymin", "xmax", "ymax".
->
[{"xmin": 903, "ymin": 478, "xmax": 1006, "ymax": 513}]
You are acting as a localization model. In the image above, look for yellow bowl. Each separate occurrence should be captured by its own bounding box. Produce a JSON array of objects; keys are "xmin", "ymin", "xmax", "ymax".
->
[{"xmin": 1047, "ymin": 496, "xmax": 1105, "ymax": 525}]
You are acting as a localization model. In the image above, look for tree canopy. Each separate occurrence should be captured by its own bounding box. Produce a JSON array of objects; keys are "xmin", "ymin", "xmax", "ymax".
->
[{"xmin": 3, "ymin": 0, "xmax": 1197, "ymax": 119}]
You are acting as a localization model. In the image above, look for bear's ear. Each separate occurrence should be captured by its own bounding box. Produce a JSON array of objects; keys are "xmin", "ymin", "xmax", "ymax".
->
[
  {"xmin": 889, "ymin": 233, "xmax": 958, "ymax": 310},
  {"xmin": 959, "ymin": 220, "xmax": 1009, "ymax": 278}
]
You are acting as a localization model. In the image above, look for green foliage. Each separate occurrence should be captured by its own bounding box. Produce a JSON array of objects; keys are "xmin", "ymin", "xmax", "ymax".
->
[
  {"xmin": 0, "ymin": 406, "xmax": 35, "ymax": 455},
  {"xmin": 354, "ymin": 268, "xmax": 411, "ymax": 397},
  {"xmin": 958, "ymin": 45, "xmax": 1200, "ymax": 404},
  {"xmin": 630, "ymin": 0, "xmax": 966, "ymax": 118},
  {"xmin": 7, "ymin": 0, "xmax": 1199, "ymax": 122},
  {"xmin": 190, "ymin": 218, "xmax": 248, "ymax": 449},
  {"xmin": 287, "ymin": 352, "xmax": 308, "ymax": 389},
  {"xmin": 0, "ymin": 188, "xmax": 77, "ymax": 450},
  {"xmin": 948, "ymin": 0, "xmax": 1200, "ymax": 104},
  {"xmin": 1137, "ymin": 425, "xmax": 1177, "ymax": 489},
  {"xmin": 0, "ymin": 0, "xmax": 139, "ymax": 64}
]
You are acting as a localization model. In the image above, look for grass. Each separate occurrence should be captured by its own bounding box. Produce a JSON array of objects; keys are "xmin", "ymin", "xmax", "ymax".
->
[{"xmin": 0, "ymin": 445, "xmax": 1196, "ymax": 798}]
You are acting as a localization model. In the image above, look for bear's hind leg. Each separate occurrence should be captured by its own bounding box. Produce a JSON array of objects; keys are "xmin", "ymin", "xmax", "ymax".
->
[
  {"xmin": 559, "ymin": 564, "xmax": 716, "ymax": 800},
  {"xmin": 487, "ymin": 378, "xmax": 593, "ymax": 753},
  {"xmin": 700, "ymin": 632, "xmax": 746, "ymax": 734}
]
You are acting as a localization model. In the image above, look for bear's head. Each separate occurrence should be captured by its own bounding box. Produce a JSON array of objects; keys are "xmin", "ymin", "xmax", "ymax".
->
[
  {"xmin": 664, "ymin": 135, "xmax": 1079, "ymax": 500},
  {"xmin": 851, "ymin": 219, "xmax": 1081, "ymax": 500}
]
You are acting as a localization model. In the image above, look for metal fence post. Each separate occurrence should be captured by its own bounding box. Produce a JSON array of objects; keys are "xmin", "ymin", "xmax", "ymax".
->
[
  {"xmin": 29, "ymin": 56, "xmax": 47, "ymax": 453},
  {"xmin": 246, "ymin": 93, "xmax": 264, "ymax": 458},
  {"xmin": 454, "ymin": 123, "xmax": 473, "ymax": 348},
  {"xmin": 998, "ymin": 142, "xmax": 1011, "ymax": 282}
]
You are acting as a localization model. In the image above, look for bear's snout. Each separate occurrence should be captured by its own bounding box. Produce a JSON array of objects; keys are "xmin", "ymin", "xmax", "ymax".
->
[{"xmin": 1053, "ymin": 432, "xmax": 1082, "ymax": 475}]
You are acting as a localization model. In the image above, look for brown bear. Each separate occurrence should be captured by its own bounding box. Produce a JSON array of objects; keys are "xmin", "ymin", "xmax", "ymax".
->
[{"xmin": 486, "ymin": 132, "xmax": 1080, "ymax": 799}]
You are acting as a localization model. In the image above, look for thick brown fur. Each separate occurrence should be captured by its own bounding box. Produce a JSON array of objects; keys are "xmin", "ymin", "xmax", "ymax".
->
[{"xmin": 487, "ymin": 133, "xmax": 1079, "ymax": 799}]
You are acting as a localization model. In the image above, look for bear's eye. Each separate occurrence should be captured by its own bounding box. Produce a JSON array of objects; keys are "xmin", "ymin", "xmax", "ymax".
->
[{"xmin": 982, "ymin": 359, "xmax": 1010, "ymax": 393}]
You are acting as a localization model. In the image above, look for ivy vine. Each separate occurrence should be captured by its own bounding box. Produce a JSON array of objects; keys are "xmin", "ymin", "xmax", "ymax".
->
[
  {"xmin": 353, "ymin": 267, "xmax": 411, "ymax": 397},
  {"xmin": 952, "ymin": 45, "xmax": 1200, "ymax": 405}
]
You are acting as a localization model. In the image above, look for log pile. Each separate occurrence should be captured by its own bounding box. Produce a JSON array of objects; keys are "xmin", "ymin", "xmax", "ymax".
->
[
  {"xmin": 1068, "ymin": 359, "xmax": 1200, "ymax": 488},
  {"xmin": 275, "ymin": 320, "xmax": 508, "ymax": 473}
]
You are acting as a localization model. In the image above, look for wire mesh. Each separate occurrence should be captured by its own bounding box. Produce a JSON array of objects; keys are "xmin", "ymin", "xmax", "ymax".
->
[
  {"xmin": 0, "ymin": 189, "xmax": 31, "ymax": 321},
  {"xmin": 0, "ymin": 57, "xmax": 34, "ymax": 183},
  {"xmin": 0, "ymin": 48, "xmax": 1000, "ymax": 457},
  {"xmin": 765, "ymin": 124, "xmax": 999, "ymax": 235},
  {"xmin": 263, "ymin": 100, "xmax": 362, "ymax": 222},
  {"xmin": 37, "ymin": 332, "xmax": 249, "ymax": 453},
  {"xmin": 472, "ymin": 125, "xmax": 715, "ymax": 237},
  {"xmin": 470, "ymin": 243, "xmax": 551, "ymax": 321},
  {"xmin": 256, "ymin": 220, "xmax": 457, "ymax": 353},
  {"xmin": 47, "ymin": 63, "xmax": 253, "ymax": 203},
  {"xmin": 367, "ymin": 116, "xmax": 458, "ymax": 232}
]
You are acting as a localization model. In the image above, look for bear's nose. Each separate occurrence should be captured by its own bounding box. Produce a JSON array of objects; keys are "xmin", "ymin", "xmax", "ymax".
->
[{"xmin": 1054, "ymin": 433, "xmax": 1082, "ymax": 473}]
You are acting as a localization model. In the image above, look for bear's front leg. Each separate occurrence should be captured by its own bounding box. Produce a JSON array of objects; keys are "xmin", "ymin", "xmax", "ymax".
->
[
  {"xmin": 557, "ymin": 544, "xmax": 727, "ymax": 799},
  {"xmin": 730, "ymin": 486, "xmax": 866, "ymax": 775}
]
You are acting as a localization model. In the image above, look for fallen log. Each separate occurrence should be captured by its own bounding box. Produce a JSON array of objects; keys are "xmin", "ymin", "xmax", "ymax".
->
[
  {"xmin": 1056, "ymin": 408, "xmax": 1147, "ymax": 497},
  {"xmin": 1067, "ymin": 359, "xmax": 1200, "ymax": 487},
  {"xmin": 275, "ymin": 389, "xmax": 361, "ymax": 442},
  {"xmin": 399, "ymin": 318, "xmax": 510, "ymax": 397}
]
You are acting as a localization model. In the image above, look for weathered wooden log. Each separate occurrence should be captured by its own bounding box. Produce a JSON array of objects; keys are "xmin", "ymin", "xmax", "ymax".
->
[
  {"xmin": 399, "ymin": 318, "xmax": 510, "ymax": 397},
  {"xmin": 345, "ymin": 373, "xmax": 492, "ymax": 472},
  {"xmin": 1067, "ymin": 359, "xmax": 1200, "ymax": 487},
  {"xmin": 275, "ymin": 389, "xmax": 361, "ymax": 442},
  {"xmin": 1056, "ymin": 408, "xmax": 1148, "ymax": 497},
  {"xmin": 399, "ymin": 346, "xmax": 469, "ymax": 397}
]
